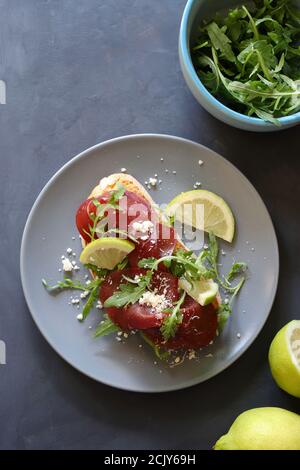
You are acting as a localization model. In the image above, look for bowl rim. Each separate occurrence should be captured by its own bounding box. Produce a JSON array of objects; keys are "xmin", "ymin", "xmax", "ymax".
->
[{"xmin": 179, "ymin": 0, "xmax": 300, "ymax": 128}]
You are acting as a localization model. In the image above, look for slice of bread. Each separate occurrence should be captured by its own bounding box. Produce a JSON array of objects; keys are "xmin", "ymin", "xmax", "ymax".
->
[
  {"xmin": 88, "ymin": 173, "xmax": 156, "ymax": 206},
  {"xmin": 87, "ymin": 173, "xmax": 184, "ymax": 252}
]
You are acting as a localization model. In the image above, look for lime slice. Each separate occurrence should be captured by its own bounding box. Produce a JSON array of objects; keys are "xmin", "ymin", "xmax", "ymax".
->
[
  {"xmin": 79, "ymin": 238, "xmax": 135, "ymax": 270},
  {"xmin": 269, "ymin": 320, "xmax": 300, "ymax": 398},
  {"xmin": 166, "ymin": 190, "xmax": 235, "ymax": 243},
  {"xmin": 179, "ymin": 277, "xmax": 218, "ymax": 306}
]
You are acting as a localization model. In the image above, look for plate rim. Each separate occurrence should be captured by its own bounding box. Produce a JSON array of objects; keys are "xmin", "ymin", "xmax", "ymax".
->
[{"xmin": 20, "ymin": 133, "xmax": 280, "ymax": 393}]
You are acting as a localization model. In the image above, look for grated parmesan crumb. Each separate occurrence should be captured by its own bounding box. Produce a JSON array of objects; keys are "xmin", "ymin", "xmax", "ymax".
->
[
  {"xmin": 149, "ymin": 177, "xmax": 157, "ymax": 187},
  {"xmin": 62, "ymin": 258, "xmax": 73, "ymax": 272},
  {"xmin": 138, "ymin": 291, "xmax": 171, "ymax": 313},
  {"xmin": 132, "ymin": 220, "xmax": 154, "ymax": 237},
  {"xmin": 188, "ymin": 350, "xmax": 196, "ymax": 360},
  {"xmin": 80, "ymin": 290, "xmax": 89, "ymax": 299}
]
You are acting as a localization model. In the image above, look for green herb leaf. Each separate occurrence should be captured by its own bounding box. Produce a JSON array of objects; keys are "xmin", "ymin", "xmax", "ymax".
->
[
  {"xmin": 140, "ymin": 332, "xmax": 171, "ymax": 361},
  {"xmin": 94, "ymin": 315, "xmax": 120, "ymax": 338},
  {"xmin": 138, "ymin": 257, "xmax": 158, "ymax": 269},
  {"xmin": 42, "ymin": 277, "xmax": 93, "ymax": 292},
  {"xmin": 226, "ymin": 262, "xmax": 248, "ymax": 283},
  {"xmin": 84, "ymin": 264, "xmax": 108, "ymax": 278},
  {"xmin": 43, "ymin": 276, "xmax": 103, "ymax": 321},
  {"xmin": 139, "ymin": 250, "xmax": 211, "ymax": 281},
  {"xmin": 87, "ymin": 184, "xmax": 126, "ymax": 241},
  {"xmin": 109, "ymin": 183, "xmax": 126, "ymax": 206},
  {"xmin": 82, "ymin": 279, "xmax": 102, "ymax": 319},
  {"xmin": 217, "ymin": 277, "xmax": 245, "ymax": 330},
  {"xmin": 206, "ymin": 22, "xmax": 236, "ymax": 62},
  {"xmin": 197, "ymin": 55, "xmax": 220, "ymax": 93},
  {"xmin": 104, "ymin": 271, "xmax": 152, "ymax": 308},
  {"xmin": 160, "ymin": 291, "xmax": 186, "ymax": 341},
  {"xmin": 116, "ymin": 257, "xmax": 129, "ymax": 270},
  {"xmin": 217, "ymin": 302, "xmax": 232, "ymax": 332},
  {"xmin": 199, "ymin": 233, "xmax": 247, "ymax": 294}
]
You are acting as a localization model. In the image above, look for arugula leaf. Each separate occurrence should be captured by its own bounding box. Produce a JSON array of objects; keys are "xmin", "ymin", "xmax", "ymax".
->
[
  {"xmin": 42, "ymin": 277, "xmax": 98, "ymax": 292},
  {"xmin": 197, "ymin": 55, "xmax": 220, "ymax": 94},
  {"xmin": 226, "ymin": 262, "xmax": 248, "ymax": 283},
  {"xmin": 94, "ymin": 315, "xmax": 120, "ymax": 338},
  {"xmin": 116, "ymin": 257, "xmax": 129, "ymax": 270},
  {"xmin": 242, "ymin": 5, "xmax": 260, "ymax": 41},
  {"xmin": 217, "ymin": 302, "xmax": 232, "ymax": 332},
  {"xmin": 237, "ymin": 40, "xmax": 277, "ymax": 80},
  {"xmin": 138, "ymin": 257, "xmax": 158, "ymax": 269},
  {"xmin": 109, "ymin": 183, "xmax": 126, "ymax": 206},
  {"xmin": 217, "ymin": 278, "xmax": 245, "ymax": 330},
  {"xmin": 160, "ymin": 291, "xmax": 186, "ymax": 341},
  {"xmin": 140, "ymin": 332, "xmax": 171, "ymax": 361},
  {"xmin": 255, "ymin": 108, "xmax": 282, "ymax": 124},
  {"xmin": 43, "ymin": 276, "xmax": 103, "ymax": 320},
  {"xmin": 287, "ymin": 3, "xmax": 300, "ymax": 24},
  {"xmin": 84, "ymin": 263, "xmax": 108, "ymax": 278},
  {"xmin": 82, "ymin": 279, "xmax": 102, "ymax": 319},
  {"xmin": 139, "ymin": 250, "xmax": 212, "ymax": 281},
  {"xmin": 224, "ymin": 7, "xmax": 248, "ymax": 42},
  {"xmin": 206, "ymin": 22, "xmax": 236, "ymax": 62},
  {"xmin": 200, "ymin": 232, "xmax": 247, "ymax": 293},
  {"xmin": 104, "ymin": 271, "xmax": 152, "ymax": 308},
  {"xmin": 86, "ymin": 183, "xmax": 126, "ymax": 241}
]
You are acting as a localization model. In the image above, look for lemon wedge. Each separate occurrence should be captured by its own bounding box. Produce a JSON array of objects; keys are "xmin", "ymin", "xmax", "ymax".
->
[
  {"xmin": 166, "ymin": 189, "xmax": 235, "ymax": 242},
  {"xmin": 179, "ymin": 277, "xmax": 218, "ymax": 306},
  {"xmin": 79, "ymin": 238, "xmax": 135, "ymax": 270},
  {"xmin": 269, "ymin": 320, "xmax": 300, "ymax": 398}
]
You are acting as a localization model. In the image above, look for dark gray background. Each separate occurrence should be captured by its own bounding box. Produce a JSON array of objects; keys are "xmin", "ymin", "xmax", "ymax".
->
[{"xmin": 0, "ymin": 0, "xmax": 299, "ymax": 450}]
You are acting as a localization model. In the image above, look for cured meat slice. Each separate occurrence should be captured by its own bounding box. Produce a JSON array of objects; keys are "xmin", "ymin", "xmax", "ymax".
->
[{"xmin": 100, "ymin": 269, "xmax": 179, "ymax": 330}]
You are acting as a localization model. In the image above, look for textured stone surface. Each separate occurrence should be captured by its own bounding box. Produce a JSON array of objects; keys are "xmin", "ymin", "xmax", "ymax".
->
[{"xmin": 0, "ymin": 0, "xmax": 299, "ymax": 450}]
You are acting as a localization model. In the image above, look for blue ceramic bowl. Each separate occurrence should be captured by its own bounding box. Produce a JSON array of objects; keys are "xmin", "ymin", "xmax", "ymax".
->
[{"xmin": 179, "ymin": 0, "xmax": 300, "ymax": 132}]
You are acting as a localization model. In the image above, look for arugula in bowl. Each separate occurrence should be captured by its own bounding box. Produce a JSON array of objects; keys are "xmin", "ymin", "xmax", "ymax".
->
[{"xmin": 192, "ymin": 0, "xmax": 300, "ymax": 124}]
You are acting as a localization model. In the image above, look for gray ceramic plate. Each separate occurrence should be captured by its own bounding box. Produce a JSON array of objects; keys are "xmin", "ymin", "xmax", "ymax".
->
[{"xmin": 20, "ymin": 134, "xmax": 279, "ymax": 393}]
